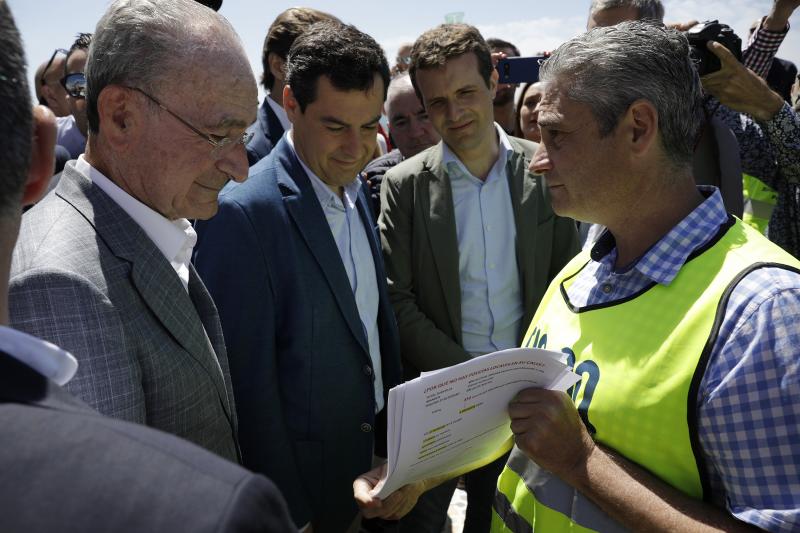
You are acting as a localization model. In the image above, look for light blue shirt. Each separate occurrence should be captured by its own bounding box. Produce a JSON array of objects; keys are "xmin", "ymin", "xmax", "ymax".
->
[
  {"xmin": 443, "ymin": 124, "xmax": 523, "ymax": 356},
  {"xmin": 287, "ymin": 132, "xmax": 384, "ymax": 413}
]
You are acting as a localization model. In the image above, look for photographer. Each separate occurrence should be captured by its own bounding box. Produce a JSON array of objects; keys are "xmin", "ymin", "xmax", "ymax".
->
[{"xmin": 700, "ymin": 1, "xmax": 800, "ymax": 257}]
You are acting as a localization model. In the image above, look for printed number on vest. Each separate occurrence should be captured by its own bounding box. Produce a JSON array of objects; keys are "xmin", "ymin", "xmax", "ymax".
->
[{"xmin": 525, "ymin": 328, "xmax": 599, "ymax": 435}]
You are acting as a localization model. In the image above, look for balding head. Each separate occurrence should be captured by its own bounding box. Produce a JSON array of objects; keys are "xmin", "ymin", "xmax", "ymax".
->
[{"xmin": 86, "ymin": 0, "xmax": 251, "ymax": 134}]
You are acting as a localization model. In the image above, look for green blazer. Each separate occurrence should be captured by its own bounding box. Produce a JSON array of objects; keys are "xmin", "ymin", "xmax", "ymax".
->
[{"xmin": 379, "ymin": 137, "xmax": 580, "ymax": 378}]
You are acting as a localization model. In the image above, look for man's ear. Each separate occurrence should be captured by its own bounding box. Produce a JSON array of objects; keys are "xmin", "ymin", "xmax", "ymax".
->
[
  {"xmin": 268, "ymin": 52, "xmax": 286, "ymax": 86},
  {"xmin": 283, "ymin": 85, "xmax": 300, "ymax": 124},
  {"xmin": 96, "ymin": 85, "xmax": 138, "ymax": 150},
  {"xmin": 488, "ymin": 67, "xmax": 499, "ymax": 99},
  {"xmin": 22, "ymin": 105, "xmax": 56, "ymax": 206},
  {"xmin": 626, "ymin": 99, "xmax": 659, "ymax": 156}
]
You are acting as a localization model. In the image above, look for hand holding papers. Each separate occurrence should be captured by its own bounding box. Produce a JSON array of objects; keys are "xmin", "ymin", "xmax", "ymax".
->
[{"xmin": 370, "ymin": 347, "xmax": 580, "ymax": 499}]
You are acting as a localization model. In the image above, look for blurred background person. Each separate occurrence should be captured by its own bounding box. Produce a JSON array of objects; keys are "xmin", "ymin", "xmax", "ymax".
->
[
  {"xmin": 514, "ymin": 81, "xmax": 545, "ymax": 142},
  {"xmin": 487, "ymin": 37, "xmax": 520, "ymax": 135}
]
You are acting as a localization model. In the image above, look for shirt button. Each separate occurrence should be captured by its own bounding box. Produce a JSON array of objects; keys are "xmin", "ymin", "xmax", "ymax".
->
[
  {"xmin": 363, "ymin": 365, "xmax": 373, "ymax": 377},
  {"xmin": 361, "ymin": 423, "xmax": 372, "ymax": 433},
  {"xmin": 602, "ymin": 284, "xmax": 612, "ymax": 294}
]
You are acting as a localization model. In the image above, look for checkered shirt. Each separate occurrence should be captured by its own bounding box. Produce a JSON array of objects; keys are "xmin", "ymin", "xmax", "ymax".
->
[
  {"xmin": 567, "ymin": 188, "xmax": 800, "ymax": 532},
  {"xmin": 744, "ymin": 17, "xmax": 790, "ymax": 78}
]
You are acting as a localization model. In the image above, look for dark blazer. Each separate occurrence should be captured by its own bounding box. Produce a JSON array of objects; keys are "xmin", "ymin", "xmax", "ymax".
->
[
  {"xmin": 194, "ymin": 138, "xmax": 403, "ymax": 532},
  {"xmin": 245, "ymin": 98, "xmax": 285, "ymax": 167},
  {"xmin": 10, "ymin": 165, "xmax": 239, "ymax": 462},
  {"xmin": 380, "ymin": 138, "xmax": 580, "ymax": 378},
  {"xmin": 0, "ymin": 350, "xmax": 295, "ymax": 533}
]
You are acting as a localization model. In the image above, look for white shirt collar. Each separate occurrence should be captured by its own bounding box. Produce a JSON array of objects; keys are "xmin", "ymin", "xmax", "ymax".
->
[
  {"xmin": 73, "ymin": 156, "xmax": 197, "ymax": 291},
  {"xmin": 0, "ymin": 326, "xmax": 78, "ymax": 386},
  {"xmin": 266, "ymin": 94, "xmax": 292, "ymax": 133},
  {"xmin": 286, "ymin": 130, "xmax": 362, "ymax": 211},
  {"xmin": 442, "ymin": 122, "xmax": 512, "ymax": 181}
]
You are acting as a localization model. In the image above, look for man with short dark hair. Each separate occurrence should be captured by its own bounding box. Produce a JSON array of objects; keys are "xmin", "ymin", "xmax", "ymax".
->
[
  {"xmin": 361, "ymin": 73, "xmax": 440, "ymax": 216},
  {"xmin": 245, "ymin": 7, "xmax": 339, "ymax": 166},
  {"xmin": 486, "ymin": 37, "xmax": 521, "ymax": 135},
  {"xmin": 55, "ymin": 32, "xmax": 91, "ymax": 159},
  {"xmin": 377, "ymin": 23, "xmax": 579, "ymax": 533},
  {"xmin": 194, "ymin": 20, "xmax": 402, "ymax": 532},
  {"xmin": 11, "ymin": 0, "xmax": 256, "ymax": 462},
  {"xmin": 0, "ymin": 2, "xmax": 293, "ymax": 531}
]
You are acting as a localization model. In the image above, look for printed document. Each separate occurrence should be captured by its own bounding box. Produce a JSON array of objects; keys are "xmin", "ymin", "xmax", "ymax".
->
[{"xmin": 373, "ymin": 347, "xmax": 580, "ymax": 498}]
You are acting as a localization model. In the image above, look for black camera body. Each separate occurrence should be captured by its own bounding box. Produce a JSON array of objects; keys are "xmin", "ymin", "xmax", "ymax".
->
[{"xmin": 686, "ymin": 20, "xmax": 742, "ymax": 76}]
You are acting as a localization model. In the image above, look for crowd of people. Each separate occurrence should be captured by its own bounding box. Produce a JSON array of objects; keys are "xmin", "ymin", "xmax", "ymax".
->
[{"xmin": 1, "ymin": 0, "xmax": 798, "ymax": 532}]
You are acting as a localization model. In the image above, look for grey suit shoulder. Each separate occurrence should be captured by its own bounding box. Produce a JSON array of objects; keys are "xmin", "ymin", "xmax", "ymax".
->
[{"xmin": 9, "ymin": 164, "xmax": 239, "ymax": 462}]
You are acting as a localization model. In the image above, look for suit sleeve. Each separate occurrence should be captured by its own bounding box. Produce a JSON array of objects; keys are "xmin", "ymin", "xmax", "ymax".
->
[
  {"xmin": 218, "ymin": 473, "xmax": 297, "ymax": 533},
  {"xmin": 9, "ymin": 268, "xmax": 147, "ymax": 422},
  {"xmin": 194, "ymin": 198, "xmax": 312, "ymax": 528},
  {"xmin": 379, "ymin": 169, "xmax": 471, "ymax": 373}
]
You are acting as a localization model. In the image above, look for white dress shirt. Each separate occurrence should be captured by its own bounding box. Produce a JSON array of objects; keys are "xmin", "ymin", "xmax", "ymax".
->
[
  {"xmin": 73, "ymin": 156, "xmax": 197, "ymax": 292},
  {"xmin": 0, "ymin": 325, "xmax": 78, "ymax": 386}
]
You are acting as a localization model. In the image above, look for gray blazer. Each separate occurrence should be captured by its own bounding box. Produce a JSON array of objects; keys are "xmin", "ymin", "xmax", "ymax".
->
[
  {"xmin": 380, "ymin": 138, "xmax": 580, "ymax": 378},
  {"xmin": 10, "ymin": 163, "xmax": 239, "ymax": 462}
]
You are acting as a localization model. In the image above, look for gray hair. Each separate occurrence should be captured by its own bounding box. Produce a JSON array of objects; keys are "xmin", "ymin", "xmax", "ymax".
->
[
  {"xmin": 589, "ymin": 0, "xmax": 664, "ymax": 23},
  {"xmin": 539, "ymin": 20, "xmax": 703, "ymax": 168},
  {"xmin": 86, "ymin": 0, "xmax": 241, "ymax": 134},
  {"xmin": 386, "ymin": 73, "xmax": 414, "ymax": 108}
]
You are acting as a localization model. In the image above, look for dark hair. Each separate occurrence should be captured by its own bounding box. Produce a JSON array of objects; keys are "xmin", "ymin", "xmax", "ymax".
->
[
  {"xmin": 513, "ymin": 81, "xmax": 534, "ymax": 138},
  {"xmin": 261, "ymin": 7, "xmax": 338, "ymax": 91},
  {"xmin": 65, "ymin": 32, "xmax": 92, "ymax": 69},
  {"xmin": 0, "ymin": 0, "xmax": 32, "ymax": 217},
  {"xmin": 285, "ymin": 21, "xmax": 390, "ymax": 112},
  {"xmin": 409, "ymin": 24, "xmax": 493, "ymax": 102},
  {"xmin": 486, "ymin": 37, "xmax": 520, "ymax": 57}
]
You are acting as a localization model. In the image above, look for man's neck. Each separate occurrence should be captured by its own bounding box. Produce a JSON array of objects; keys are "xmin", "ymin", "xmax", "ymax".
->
[
  {"xmin": 268, "ymin": 84, "xmax": 283, "ymax": 108},
  {"xmin": 606, "ymin": 175, "xmax": 704, "ymax": 269},
  {"xmin": 449, "ymin": 126, "xmax": 500, "ymax": 181}
]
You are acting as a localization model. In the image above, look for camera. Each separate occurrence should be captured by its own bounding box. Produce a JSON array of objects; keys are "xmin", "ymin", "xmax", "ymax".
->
[{"xmin": 685, "ymin": 20, "xmax": 742, "ymax": 76}]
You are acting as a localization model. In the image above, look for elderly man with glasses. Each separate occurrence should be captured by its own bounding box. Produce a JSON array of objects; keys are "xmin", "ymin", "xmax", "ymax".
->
[{"xmin": 9, "ymin": 0, "xmax": 257, "ymax": 463}]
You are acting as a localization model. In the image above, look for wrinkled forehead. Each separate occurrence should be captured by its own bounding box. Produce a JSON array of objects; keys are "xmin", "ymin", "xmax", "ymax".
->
[{"xmin": 386, "ymin": 87, "xmax": 423, "ymax": 119}]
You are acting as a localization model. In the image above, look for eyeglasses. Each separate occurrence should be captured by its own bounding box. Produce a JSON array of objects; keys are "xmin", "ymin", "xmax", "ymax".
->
[
  {"xmin": 126, "ymin": 86, "xmax": 253, "ymax": 159},
  {"xmin": 60, "ymin": 72, "xmax": 86, "ymax": 99},
  {"xmin": 40, "ymin": 48, "xmax": 68, "ymax": 87}
]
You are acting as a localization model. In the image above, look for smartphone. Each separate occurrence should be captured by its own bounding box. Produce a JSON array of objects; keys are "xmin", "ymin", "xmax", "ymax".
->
[{"xmin": 495, "ymin": 56, "xmax": 546, "ymax": 84}]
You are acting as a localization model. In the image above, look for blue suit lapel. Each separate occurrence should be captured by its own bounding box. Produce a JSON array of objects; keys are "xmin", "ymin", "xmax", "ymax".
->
[{"xmin": 274, "ymin": 141, "xmax": 371, "ymax": 359}]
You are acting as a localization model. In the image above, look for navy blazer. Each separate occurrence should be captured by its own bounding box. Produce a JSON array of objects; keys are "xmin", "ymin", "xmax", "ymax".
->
[
  {"xmin": 245, "ymin": 98, "xmax": 285, "ymax": 167},
  {"xmin": 194, "ymin": 138, "xmax": 402, "ymax": 532},
  {"xmin": 0, "ymin": 351, "xmax": 294, "ymax": 533}
]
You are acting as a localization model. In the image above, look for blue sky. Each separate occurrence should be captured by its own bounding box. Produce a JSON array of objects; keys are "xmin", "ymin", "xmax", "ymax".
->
[{"xmin": 10, "ymin": 0, "xmax": 799, "ymax": 100}]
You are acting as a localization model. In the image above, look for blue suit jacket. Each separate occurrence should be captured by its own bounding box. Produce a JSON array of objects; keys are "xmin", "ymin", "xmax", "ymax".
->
[
  {"xmin": 194, "ymin": 138, "xmax": 402, "ymax": 531},
  {"xmin": 245, "ymin": 98, "xmax": 285, "ymax": 167}
]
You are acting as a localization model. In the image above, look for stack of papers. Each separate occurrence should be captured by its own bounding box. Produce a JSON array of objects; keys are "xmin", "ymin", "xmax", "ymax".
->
[{"xmin": 373, "ymin": 347, "xmax": 580, "ymax": 498}]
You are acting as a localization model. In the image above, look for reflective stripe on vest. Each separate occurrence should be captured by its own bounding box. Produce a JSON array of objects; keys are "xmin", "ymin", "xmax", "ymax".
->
[
  {"xmin": 492, "ymin": 217, "xmax": 800, "ymax": 532},
  {"xmin": 741, "ymin": 173, "xmax": 778, "ymax": 234}
]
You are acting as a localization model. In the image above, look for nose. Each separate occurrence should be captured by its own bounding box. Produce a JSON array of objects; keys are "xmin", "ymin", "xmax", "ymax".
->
[
  {"xmin": 217, "ymin": 143, "xmax": 249, "ymax": 183},
  {"xmin": 342, "ymin": 129, "xmax": 362, "ymax": 159},
  {"xmin": 445, "ymin": 100, "xmax": 462, "ymax": 123},
  {"xmin": 529, "ymin": 142, "xmax": 551, "ymax": 174}
]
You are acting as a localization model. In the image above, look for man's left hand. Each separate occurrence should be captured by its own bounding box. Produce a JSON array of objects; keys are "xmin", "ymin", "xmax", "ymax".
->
[
  {"xmin": 508, "ymin": 388, "xmax": 595, "ymax": 484},
  {"xmin": 701, "ymin": 41, "xmax": 785, "ymax": 122}
]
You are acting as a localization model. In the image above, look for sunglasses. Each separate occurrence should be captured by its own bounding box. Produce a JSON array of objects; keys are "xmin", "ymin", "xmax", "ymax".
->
[
  {"xmin": 40, "ymin": 48, "xmax": 68, "ymax": 87},
  {"xmin": 60, "ymin": 72, "xmax": 86, "ymax": 99}
]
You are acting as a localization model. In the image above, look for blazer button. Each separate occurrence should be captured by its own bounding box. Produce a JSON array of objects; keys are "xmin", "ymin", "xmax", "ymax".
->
[
  {"xmin": 361, "ymin": 423, "xmax": 372, "ymax": 433},
  {"xmin": 363, "ymin": 365, "xmax": 373, "ymax": 377}
]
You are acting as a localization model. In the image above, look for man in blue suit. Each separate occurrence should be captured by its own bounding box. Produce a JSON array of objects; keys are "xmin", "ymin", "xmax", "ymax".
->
[
  {"xmin": 245, "ymin": 7, "xmax": 338, "ymax": 166},
  {"xmin": 195, "ymin": 21, "xmax": 402, "ymax": 533}
]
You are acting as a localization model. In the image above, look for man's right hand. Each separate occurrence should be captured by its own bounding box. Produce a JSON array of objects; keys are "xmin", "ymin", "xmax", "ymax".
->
[{"xmin": 352, "ymin": 463, "xmax": 426, "ymax": 521}]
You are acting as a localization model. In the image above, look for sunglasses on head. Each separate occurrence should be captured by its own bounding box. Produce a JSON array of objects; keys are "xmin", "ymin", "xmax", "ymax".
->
[
  {"xmin": 60, "ymin": 72, "xmax": 86, "ymax": 99},
  {"xmin": 40, "ymin": 48, "xmax": 68, "ymax": 87}
]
